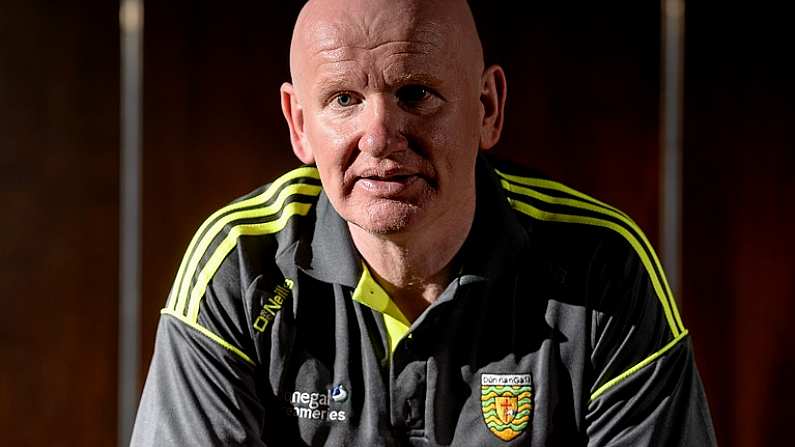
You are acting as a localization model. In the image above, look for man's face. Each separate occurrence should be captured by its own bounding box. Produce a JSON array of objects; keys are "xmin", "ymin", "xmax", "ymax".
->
[{"xmin": 283, "ymin": 0, "xmax": 498, "ymax": 236}]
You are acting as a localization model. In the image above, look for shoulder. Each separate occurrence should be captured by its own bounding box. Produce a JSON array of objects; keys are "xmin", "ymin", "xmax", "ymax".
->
[
  {"xmin": 489, "ymin": 158, "xmax": 684, "ymax": 339},
  {"xmin": 159, "ymin": 165, "xmax": 322, "ymax": 363},
  {"xmin": 488, "ymin": 158, "xmax": 639, "ymax": 257},
  {"xmin": 489, "ymin": 158, "xmax": 635, "ymax": 240}
]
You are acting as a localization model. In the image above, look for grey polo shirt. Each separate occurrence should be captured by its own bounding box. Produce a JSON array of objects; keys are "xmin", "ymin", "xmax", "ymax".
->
[{"xmin": 131, "ymin": 156, "xmax": 716, "ymax": 446}]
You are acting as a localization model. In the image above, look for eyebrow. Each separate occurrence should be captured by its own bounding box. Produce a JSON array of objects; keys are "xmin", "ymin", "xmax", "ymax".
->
[
  {"xmin": 313, "ymin": 71, "xmax": 444, "ymax": 99},
  {"xmin": 314, "ymin": 75, "xmax": 359, "ymax": 94},
  {"xmin": 389, "ymin": 72, "xmax": 444, "ymax": 87}
]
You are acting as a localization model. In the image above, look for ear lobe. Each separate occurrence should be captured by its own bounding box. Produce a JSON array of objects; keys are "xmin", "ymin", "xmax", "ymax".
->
[
  {"xmin": 478, "ymin": 65, "xmax": 507, "ymax": 151},
  {"xmin": 280, "ymin": 82, "xmax": 314, "ymax": 164}
]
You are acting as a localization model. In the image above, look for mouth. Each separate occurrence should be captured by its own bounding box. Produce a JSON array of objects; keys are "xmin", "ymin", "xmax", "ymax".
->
[{"xmin": 354, "ymin": 169, "xmax": 425, "ymax": 197}]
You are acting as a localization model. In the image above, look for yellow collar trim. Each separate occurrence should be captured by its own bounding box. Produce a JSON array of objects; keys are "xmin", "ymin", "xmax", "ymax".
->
[{"xmin": 352, "ymin": 264, "xmax": 410, "ymax": 353}]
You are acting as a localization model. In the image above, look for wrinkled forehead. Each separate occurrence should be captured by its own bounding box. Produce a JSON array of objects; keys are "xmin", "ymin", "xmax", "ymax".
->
[{"xmin": 300, "ymin": 10, "xmax": 450, "ymax": 60}]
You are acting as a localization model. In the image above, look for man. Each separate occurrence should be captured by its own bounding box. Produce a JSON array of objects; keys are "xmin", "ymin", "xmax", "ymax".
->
[{"xmin": 132, "ymin": 0, "xmax": 716, "ymax": 445}]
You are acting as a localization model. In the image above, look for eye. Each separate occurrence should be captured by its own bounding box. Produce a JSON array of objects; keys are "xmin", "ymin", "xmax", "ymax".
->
[
  {"xmin": 397, "ymin": 85, "xmax": 430, "ymax": 104},
  {"xmin": 335, "ymin": 93, "xmax": 355, "ymax": 107}
]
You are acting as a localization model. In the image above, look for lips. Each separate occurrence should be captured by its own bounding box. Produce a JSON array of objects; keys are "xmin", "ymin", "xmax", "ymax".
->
[
  {"xmin": 358, "ymin": 166, "xmax": 417, "ymax": 179},
  {"xmin": 361, "ymin": 173, "xmax": 413, "ymax": 182},
  {"xmin": 353, "ymin": 168, "xmax": 425, "ymax": 197}
]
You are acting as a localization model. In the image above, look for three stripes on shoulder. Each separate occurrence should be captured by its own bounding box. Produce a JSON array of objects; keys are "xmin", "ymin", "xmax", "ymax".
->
[{"xmin": 160, "ymin": 166, "xmax": 322, "ymax": 365}]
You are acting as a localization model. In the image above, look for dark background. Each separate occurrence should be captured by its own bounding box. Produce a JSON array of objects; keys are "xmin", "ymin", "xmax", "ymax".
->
[{"xmin": 1, "ymin": 1, "xmax": 792, "ymax": 445}]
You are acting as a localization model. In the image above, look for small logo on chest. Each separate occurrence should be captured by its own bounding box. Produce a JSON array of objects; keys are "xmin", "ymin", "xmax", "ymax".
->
[
  {"xmin": 481, "ymin": 373, "xmax": 533, "ymax": 442},
  {"xmin": 253, "ymin": 278, "xmax": 293, "ymax": 332},
  {"xmin": 331, "ymin": 384, "xmax": 348, "ymax": 402}
]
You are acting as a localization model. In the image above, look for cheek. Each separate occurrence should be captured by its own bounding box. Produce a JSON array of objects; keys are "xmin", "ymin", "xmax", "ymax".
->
[
  {"xmin": 305, "ymin": 120, "xmax": 345, "ymax": 171},
  {"xmin": 422, "ymin": 107, "xmax": 480, "ymax": 169},
  {"xmin": 304, "ymin": 116, "xmax": 360, "ymax": 202},
  {"xmin": 306, "ymin": 116, "xmax": 357, "ymax": 166}
]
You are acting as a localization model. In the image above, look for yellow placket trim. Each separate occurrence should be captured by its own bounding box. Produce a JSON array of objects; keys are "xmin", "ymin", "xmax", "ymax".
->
[{"xmin": 352, "ymin": 264, "xmax": 411, "ymax": 354}]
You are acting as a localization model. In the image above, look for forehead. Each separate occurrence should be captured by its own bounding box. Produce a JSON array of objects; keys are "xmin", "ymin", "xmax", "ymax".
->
[
  {"xmin": 298, "ymin": 14, "xmax": 457, "ymax": 91},
  {"xmin": 314, "ymin": 10, "xmax": 445, "ymax": 45},
  {"xmin": 304, "ymin": 12, "xmax": 449, "ymax": 63}
]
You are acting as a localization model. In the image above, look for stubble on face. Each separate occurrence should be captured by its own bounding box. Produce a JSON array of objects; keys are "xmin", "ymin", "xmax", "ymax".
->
[{"xmin": 350, "ymin": 163, "xmax": 437, "ymax": 234}]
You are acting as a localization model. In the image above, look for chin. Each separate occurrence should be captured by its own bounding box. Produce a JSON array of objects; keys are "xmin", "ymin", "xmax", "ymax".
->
[{"xmin": 353, "ymin": 200, "xmax": 424, "ymax": 235}]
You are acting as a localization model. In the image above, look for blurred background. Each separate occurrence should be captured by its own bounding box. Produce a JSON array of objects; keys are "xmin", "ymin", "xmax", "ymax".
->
[{"xmin": 1, "ymin": 0, "xmax": 792, "ymax": 445}]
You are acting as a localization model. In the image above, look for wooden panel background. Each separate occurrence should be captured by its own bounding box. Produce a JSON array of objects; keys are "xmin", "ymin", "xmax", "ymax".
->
[
  {"xmin": 0, "ymin": 1, "xmax": 120, "ymax": 446},
  {"xmin": 1, "ymin": 1, "xmax": 791, "ymax": 445},
  {"xmin": 140, "ymin": 2, "xmax": 302, "ymax": 374},
  {"xmin": 682, "ymin": 4, "xmax": 795, "ymax": 446}
]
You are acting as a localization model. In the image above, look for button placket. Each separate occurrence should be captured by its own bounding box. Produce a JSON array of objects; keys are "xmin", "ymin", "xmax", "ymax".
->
[
  {"xmin": 390, "ymin": 355, "xmax": 427, "ymax": 432},
  {"xmin": 404, "ymin": 397, "xmax": 424, "ymax": 428}
]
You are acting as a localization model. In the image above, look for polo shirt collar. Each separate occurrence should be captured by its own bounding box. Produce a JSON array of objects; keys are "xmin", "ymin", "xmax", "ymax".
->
[
  {"xmin": 293, "ymin": 190, "xmax": 362, "ymax": 288},
  {"xmin": 459, "ymin": 155, "xmax": 531, "ymax": 282}
]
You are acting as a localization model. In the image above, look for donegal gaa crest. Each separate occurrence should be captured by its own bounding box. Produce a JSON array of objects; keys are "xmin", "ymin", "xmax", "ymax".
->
[{"xmin": 481, "ymin": 373, "xmax": 533, "ymax": 442}]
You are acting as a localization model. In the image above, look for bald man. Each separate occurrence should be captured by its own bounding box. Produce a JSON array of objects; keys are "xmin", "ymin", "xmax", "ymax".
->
[{"xmin": 131, "ymin": 0, "xmax": 716, "ymax": 445}]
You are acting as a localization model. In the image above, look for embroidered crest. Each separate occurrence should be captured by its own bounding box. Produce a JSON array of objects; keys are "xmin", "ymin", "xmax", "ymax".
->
[{"xmin": 481, "ymin": 373, "xmax": 533, "ymax": 442}]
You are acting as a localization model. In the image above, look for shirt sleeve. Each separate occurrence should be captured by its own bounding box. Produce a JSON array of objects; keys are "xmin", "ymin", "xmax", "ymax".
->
[
  {"xmin": 584, "ymin": 237, "xmax": 717, "ymax": 446},
  {"xmin": 130, "ymin": 249, "xmax": 268, "ymax": 446}
]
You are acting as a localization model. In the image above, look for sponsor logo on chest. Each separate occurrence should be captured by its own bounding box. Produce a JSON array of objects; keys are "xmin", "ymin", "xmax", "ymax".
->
[{"xmin": 280, "ymin": 384, "xmax": 349, "ymax": 423}]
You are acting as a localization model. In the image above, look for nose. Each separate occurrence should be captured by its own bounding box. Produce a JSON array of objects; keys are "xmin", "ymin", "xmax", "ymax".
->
[{"xmin": 357, "ymin": 95, "xmax": 407, "ymax": 157}]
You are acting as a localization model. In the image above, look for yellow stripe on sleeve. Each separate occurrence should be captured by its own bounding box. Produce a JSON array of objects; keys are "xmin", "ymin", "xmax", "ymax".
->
[
  {"xmin": 160, "ymin": 308, "xmax": 256, "ymax": 366},
  {"xmin": 589, "ymin": 330, "xmax": 689, "ymax": 402}
]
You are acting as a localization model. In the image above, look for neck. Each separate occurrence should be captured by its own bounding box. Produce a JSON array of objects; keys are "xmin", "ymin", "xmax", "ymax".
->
[{"xmin": 349, "ymin": 200, "xmax": 475, "ymax": 322}]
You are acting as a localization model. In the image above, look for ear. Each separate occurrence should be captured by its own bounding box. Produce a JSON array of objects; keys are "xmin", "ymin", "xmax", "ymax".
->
[
  {"xmin": 280, "ymin": 82, "xmax": 314, "ymax": 164},
  {"xmin": 478, "ymin": 64, "xmax": 507, "ymax": 151}
]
